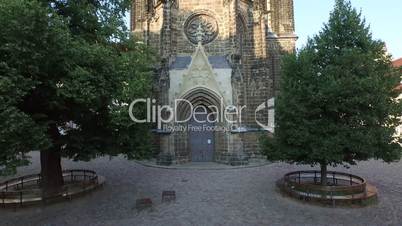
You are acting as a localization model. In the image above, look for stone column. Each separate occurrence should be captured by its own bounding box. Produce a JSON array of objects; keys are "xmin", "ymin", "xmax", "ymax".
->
[{"xmin": 161, "ymin": 0, "xmax": 172, "ymax": 59}]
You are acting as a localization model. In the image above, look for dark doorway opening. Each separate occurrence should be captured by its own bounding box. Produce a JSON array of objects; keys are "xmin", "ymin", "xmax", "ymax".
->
[{"xmin": 189, "ymin": 106, "xmax": 215, "ymax": 162}]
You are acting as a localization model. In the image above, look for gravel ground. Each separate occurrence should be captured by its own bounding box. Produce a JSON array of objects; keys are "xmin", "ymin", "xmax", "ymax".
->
[{"xmin": 1, "ymin": 152, "xmax": 401, "ymax": 226}]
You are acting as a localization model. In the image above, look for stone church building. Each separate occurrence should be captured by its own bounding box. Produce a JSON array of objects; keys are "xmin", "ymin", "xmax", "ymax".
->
[{"xmin": 131, "ymin": 0, "xmax": 296, "ymax": 164}]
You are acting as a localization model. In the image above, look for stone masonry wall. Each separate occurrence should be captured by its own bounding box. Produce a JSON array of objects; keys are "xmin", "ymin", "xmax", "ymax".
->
[{"xmin": 131, "ymin": 0, "xmax": 297, "ymax": 162}]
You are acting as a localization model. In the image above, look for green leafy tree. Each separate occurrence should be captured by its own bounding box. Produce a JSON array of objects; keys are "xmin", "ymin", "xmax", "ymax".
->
[
  {"xmin": 263, "ymin": 0, "xmax": 402, "ymax": 185},
  {"xmin": 0, "ymin": 0, "xmax": 154, "ymax": 194}
]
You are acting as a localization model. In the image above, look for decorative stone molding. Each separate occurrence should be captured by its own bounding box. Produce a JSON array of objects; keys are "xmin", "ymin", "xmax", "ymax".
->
[
  {"xmin": 180, "ymin": 43, "xmax": 222, "ymax": 99},
  {"xmin": 184, "ymin": 14, "xmax": 219, "ymax": 45}
]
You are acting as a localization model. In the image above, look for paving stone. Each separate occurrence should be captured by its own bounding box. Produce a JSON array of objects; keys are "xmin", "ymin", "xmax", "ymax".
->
[{"xmin": 0, "ymin": 152, "xmax": 402, "ymax": 226}]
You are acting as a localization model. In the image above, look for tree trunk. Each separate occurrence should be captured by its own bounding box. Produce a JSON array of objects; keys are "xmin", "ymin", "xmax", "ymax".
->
[
  {"xmin": 41, "ymin": 124, "xmax": 64, "ymax": 197},
  {"xmin": 320, "ymin": 163, "xmax": 328, "ymax": 186},
  {"xmin": 40, "ymin": 148, "xmax": 64, "ymax": 196}
]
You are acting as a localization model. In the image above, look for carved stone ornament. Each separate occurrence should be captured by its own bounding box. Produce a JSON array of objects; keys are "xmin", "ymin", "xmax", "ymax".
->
[{"xmin": 184, "ymin": 14, "xmax": 219, "ymax": 45}]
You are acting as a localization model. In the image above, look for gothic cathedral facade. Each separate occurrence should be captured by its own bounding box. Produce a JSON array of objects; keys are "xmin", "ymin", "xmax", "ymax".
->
[{"xmin": 131, "ymin": 0, "xmax": 296, "ymax": 164}]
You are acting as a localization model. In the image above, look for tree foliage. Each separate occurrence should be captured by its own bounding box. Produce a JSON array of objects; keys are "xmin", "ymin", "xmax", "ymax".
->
[
  {"xmin": 0, "ymin": 0, "xmax": 154, "ymax": 175},
  {"xmin": 263, "ymin": 0, "xmax": 402, "ymax": 173}
]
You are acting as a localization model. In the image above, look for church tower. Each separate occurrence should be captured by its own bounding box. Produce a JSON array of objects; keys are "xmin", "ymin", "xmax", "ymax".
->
[{"xmin": 131, "ymin": 0, "xmax": 296, "ymax": 164}]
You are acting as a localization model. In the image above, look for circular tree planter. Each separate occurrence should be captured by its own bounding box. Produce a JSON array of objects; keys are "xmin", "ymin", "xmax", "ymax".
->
[
  {"xmin": 0, "ymin": 169, "xmax": 105, "ymax": 208},
  {"xmin": 277, "ymin": 171, "xmax": 378, "ymax": 207}
]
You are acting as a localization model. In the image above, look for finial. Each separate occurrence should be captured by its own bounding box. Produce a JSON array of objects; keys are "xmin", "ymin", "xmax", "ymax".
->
[{"xmin": 195, "ymin": 23, "xmax": 204, "ymax": 44}]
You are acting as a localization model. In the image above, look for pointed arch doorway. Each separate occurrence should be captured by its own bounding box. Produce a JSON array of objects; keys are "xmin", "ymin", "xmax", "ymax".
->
[{"xmin": 177, "ymin": 87, "xmax": 223, "ymax": 162}]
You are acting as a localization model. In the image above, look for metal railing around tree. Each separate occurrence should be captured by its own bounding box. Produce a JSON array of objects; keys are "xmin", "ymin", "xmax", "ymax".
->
[
  {"xmin": 0, "ymin": 169, "xmax": 100, "ymax": 207},
  {"xmin": 283, "ymin": 170, "xmax": 367, "ymax": 199}
]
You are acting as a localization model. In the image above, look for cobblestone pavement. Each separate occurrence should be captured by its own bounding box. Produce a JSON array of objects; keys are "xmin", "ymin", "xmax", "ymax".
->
[{"xmin": 1, "ymin": 152, "xmax": 402, "ymax": 226}]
